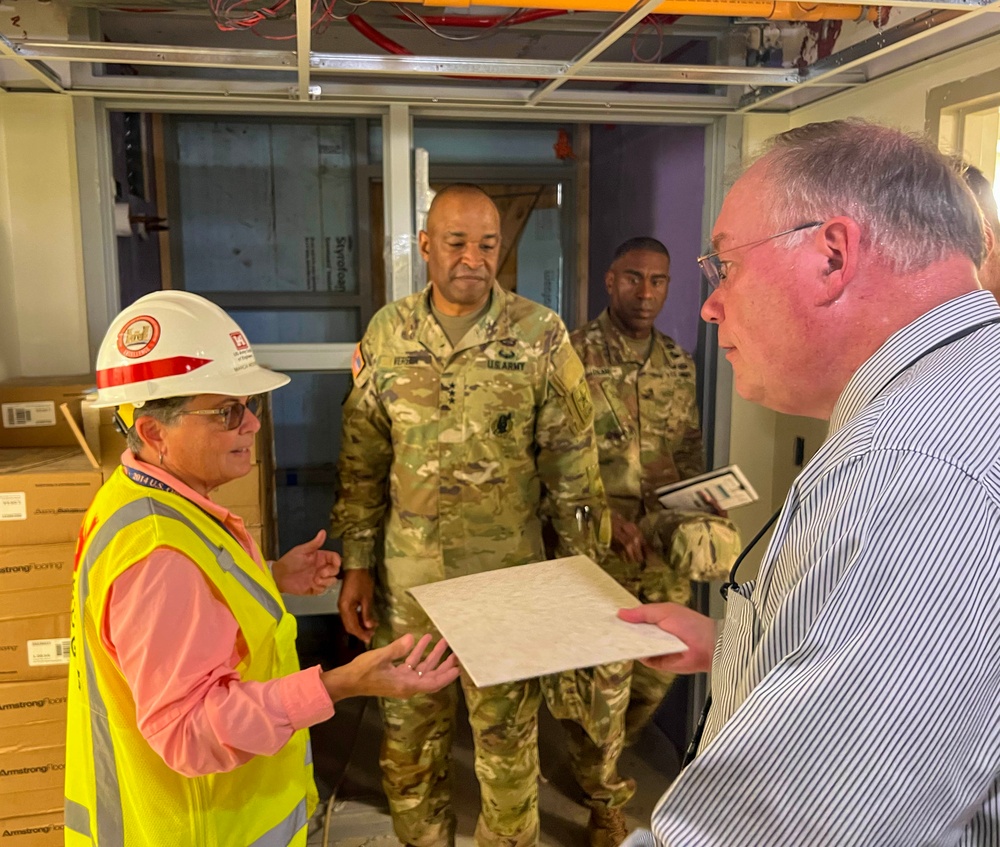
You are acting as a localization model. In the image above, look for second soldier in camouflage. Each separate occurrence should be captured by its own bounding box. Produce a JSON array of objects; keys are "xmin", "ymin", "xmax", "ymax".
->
[{"xmin": 571, "ymin": 237, "xmax": 741, "ymax": 749}]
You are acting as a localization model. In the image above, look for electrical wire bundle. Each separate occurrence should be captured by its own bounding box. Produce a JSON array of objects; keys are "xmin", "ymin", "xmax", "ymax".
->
[
  {"xmin": 208, "ymin": 0, "xmax": 682, "ymax": 62},
  {"xmin": 208, "ymin": 0, "xmax": 366, "ymax": 37},
  {"xmin": 393, "ymin": 4, "xmax": 527, "ymax": 42}
]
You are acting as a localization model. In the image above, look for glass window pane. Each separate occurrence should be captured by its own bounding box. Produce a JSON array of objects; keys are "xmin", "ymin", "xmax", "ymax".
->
[
  {"xmin": 368, "ymin": 119, "xmax": 383, "ymax": 164},
  {"xmin": 370, "ymin": 119, "xmax": 575, "ymax": 166},
  {"xmin": 270, "ymin": 371, "xmax": 352, "ymax": 556},
  {"xmin": 230, "ymin": 309, "xmax": 360, "ymax": 344},
  {"xmin": 515, "ymin": 205, "xmax": 564, "ymax": 314},
  {"xmin": 414, "ymin": 122, "xmax": 574, "ymax": 166},
  {"xmin": 174, "ymin": 119, "xmax": 359, "ymax": 294}
]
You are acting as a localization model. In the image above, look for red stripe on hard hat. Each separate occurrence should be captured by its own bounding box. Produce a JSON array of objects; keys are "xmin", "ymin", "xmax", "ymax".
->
[{"xmin": 96, "ymin": 356, "xmax": 213, "ymax": 388}]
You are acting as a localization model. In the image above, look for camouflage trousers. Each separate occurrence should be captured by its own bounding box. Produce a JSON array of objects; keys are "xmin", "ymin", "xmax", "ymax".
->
[
  {"xmin": 611, "ymin": 543, "xmax": 692, "ymax": 747},
  {"xmin": 375, "ymin": 583, "xmax": 546, "ymax": 847},
  {"xmin": 539, "ymin": 661, "xmax": 636, "ymax": 811},
  {"xmin": 374, "ymin": 591, "xmax": 634, "ymax": 847},
  {"xmin": 602, "ymin": 509, "xmax": 741, "ymax": 745}
]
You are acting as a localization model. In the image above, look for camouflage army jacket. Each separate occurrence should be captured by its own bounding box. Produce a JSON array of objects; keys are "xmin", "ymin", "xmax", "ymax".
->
[
  {"xmin": 570, "ymin": 309, "xmax": 703, "ymax": 523},
  {"xmin": 331, "ymin": 282, "xmax": 607, "ymax": 592}
]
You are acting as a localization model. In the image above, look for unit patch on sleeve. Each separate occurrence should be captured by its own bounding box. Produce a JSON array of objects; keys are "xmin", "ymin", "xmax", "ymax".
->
[
  {"xmin": 569, "ymin": 380, "xmax": 594, "ymax": 432},
  {"xmin": 351, "ymin": 343, "xmax": 367, "ymax": 383}
]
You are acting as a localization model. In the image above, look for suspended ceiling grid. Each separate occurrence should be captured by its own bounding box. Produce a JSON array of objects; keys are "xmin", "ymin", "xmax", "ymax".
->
[{"xmin": 0, "ymin": 0, "xmax": 999, "ymax": 116}]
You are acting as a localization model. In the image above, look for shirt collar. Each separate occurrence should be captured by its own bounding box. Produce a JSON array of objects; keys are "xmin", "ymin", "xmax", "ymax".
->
[
  {"xmin": 597, "ymin": 308, "xmax": 656, "ymax": 365},
  {"xmin": 121, "ymin": 449, "xmax": 238, "ymax": 526},
  {"xmin": 414, "ymin": 280, "xmax": 512, "ymax": 354},
  {"xmin": 829, "ymin": 290, "xmax": 1000, "ymax": 435}
]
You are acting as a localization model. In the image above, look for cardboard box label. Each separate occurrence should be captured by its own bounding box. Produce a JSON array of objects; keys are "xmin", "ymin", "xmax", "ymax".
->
[
  {"xmin": 0, "ymin": 583, "xmax": 72, "ymax": 681},
  {"xmin": 27, "ymin": 640, "xmax": 70, "ymax": 668},
  {"xmin": 0, "ymin": 375, "xmax": 93, "ymax": 449},
  {"xmin": 0, "ymin": 544, "xmax": 75, "ymax": 593},
  {"xmin": 0, "ymin": 449, "xmax": 102, "ymax": 546},
  {"xmin": 0, "ymin": 813, "xmax": 64, "ymax": 846},
  {"xmin": 0, "ymin": 761, "xmax": 66, "ymax": 783},
  {"xmin": 0, "ymin": 678, "xmax": 68, "ymax": 729},
  {"xmin": 0, "ymin": 492, "xmax": 27, "ymax": 521},
  {"xmin": 2, "ymin": 403, "xmax": 57, "ymax": 430},
  {"xmin": 0, "ymin": 720, "xmax": 66, "ymax": 794}
]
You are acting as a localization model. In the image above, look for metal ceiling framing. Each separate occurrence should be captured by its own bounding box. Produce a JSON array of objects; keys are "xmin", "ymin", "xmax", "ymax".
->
[
  {"xmin": 0, "ymin": 0, "xmax": 999, "ymax": 115},
  {"xmin": 526, "ymin": 0, "xmax": 670, "ymax": 104},
  {"xmin": 295, "ymin": 0, "xmax": 313, "ymax": 100},
  {"xmin": 13, "ymin": 42, "xmax": 805, "ymax": 85},
  {"xmin": 0, "ymin": 33, "xmax": 65, "ymax": 92}
]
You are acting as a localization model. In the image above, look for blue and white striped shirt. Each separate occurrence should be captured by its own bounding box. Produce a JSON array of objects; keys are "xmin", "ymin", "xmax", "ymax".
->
[{"xmin": 630, "ymin": 290, "xmax": 1000, "ymax": 846}]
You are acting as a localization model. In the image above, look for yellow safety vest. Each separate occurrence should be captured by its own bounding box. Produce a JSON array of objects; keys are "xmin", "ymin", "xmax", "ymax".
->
[{"xmin": 64, "ymin": 467, "xmax": 318, "ymax": 846}]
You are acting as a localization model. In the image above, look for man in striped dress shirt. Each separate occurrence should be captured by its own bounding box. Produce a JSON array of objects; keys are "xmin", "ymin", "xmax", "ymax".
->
[{"xmin": 621, "ymin": 119, "xmax": 1000, "ymax": 845}]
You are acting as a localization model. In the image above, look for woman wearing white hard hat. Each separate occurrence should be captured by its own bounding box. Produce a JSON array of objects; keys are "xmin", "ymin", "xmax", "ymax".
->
[{"xmin": 65, "ymin": 291, "xmax": 459, "ymax": 846}]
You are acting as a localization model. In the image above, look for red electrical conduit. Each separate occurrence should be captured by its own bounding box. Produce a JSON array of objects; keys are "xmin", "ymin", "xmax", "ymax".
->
[
  {"xmin": 346, "ymin": 10, "xmax": 684, "ymax": 85},
  {"xmin": 347, "ymin": 13, "xmax": 413, "ymax": 54},
  {"xmin": 347, "ymin": 11, "xmax": 682, "ymax": 57},
  {"xmin": 395, "ymin": 10, "xmax": 680, "ymax": 27},
  {"xmin": 346, "ymin": 13, "xmax": 528, "ymax": 80},
  {"xmin": 406, "ymin": 9, "xmax": 569, "ymax": 27}
]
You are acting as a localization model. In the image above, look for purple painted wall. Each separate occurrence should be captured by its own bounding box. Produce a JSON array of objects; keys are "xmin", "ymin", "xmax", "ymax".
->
[{"xmin": 588, "ymin": 124, "xmax": 707, "ymax": 356}]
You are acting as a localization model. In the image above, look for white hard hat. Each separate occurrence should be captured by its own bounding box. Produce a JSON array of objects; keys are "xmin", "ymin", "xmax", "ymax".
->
[{"xmin": 92, "ymin": 290, "xmax": 290, "ymax": 408}]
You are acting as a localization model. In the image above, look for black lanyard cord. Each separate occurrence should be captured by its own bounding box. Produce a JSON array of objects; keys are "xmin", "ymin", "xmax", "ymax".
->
[
  {"xmin": 122, "ymin": 464, "xmax": 238, "ymax": 542},
  {"xmin": 682, "ymin": 506, "xmax": 781, "ymax": 768},
  {"xmin": 720, "ymin": 507, "xmax": 782, "ymax": 600}
]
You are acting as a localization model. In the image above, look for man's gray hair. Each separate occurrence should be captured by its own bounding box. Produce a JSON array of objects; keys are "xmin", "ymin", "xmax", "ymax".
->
[
  {"xmin": 124, "ymin": 396, "xmax": 192, "ymax": 454},
  {"xmin": 759, "ymin": 119, "xmax": 985, "ymax": 273}
]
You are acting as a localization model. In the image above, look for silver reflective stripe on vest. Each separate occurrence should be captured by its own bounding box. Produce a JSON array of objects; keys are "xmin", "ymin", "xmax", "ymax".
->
[
  {"xmin": 85, "ymin": 642, "xmax": 124, "ymax": 845},
  {"xmin": 78, "ymin": 496, "xmax": 286, "ymax": 844},
  {"xmin": 213, "ymin": 542, "xmax": 283, "ymax": 623},
  {"xmin": 79, "ymin": 501, "xmax": 129, "ymax": 847},
  {"xmin": 305, "ymin": 737, "xmax": 313, "ymax": 767},
  {"xmin": 248, "ymin": 797, "xmax": 308, "ymax": 847},
  {"xmin": 82, "ymin": 498, "xmax": 283, "ymax": 624},
  {"xmin": 65, "ymin": 798, "xmax": 92, "ymax": 839}
]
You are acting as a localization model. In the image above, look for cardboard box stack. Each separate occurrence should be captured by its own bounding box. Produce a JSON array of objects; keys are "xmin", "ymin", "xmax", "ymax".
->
[
  {"xmin": 0, "ymin": 376, "xmax": 99, "ymax": 844},
  {"xmin": 0, "ymin": 378, "xmax": 278, "ymax": 841},
  {"xmin": 0, "ymin": 683, "xmax": 67, "ymax": 844},
  {"xmin": 0, "ymin": 376, "xmax": 92, "ymax": 451}
]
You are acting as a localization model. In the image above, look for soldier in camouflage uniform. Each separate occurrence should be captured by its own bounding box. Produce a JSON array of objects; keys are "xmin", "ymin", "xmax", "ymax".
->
[
  {"xmin": 570, "ymin": 237, "xmax": 742, "ymax": 747},
  {"xmin": 330, "ymin": 184, "xmax": 632, "ymax": 847}
]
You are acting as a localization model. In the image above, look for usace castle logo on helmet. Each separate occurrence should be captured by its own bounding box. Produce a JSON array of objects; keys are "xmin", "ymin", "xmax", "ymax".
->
[
  {"xmin": 230, "ymin": 331, "xmax": 249, "ymax": 351},
  {"xmin": 116, "ymin": 316, "xmax": 161, "ymax": 360}
]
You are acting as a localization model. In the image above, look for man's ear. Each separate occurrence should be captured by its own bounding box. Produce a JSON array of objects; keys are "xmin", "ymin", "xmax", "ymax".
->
[
  {"xmin": 604, "ymin": 270, "xmax": 614, "ymax": 295},
  {"xmin": 985, "ymin": 221, "xmax": 996, "ymax": 259},
  {"xmin": 417, "ymin": 230, "xmax": 430, "ymax": 263},
  {"xmin": 815, "ymin": 217, "xmax": 861, "ymax": 306}
]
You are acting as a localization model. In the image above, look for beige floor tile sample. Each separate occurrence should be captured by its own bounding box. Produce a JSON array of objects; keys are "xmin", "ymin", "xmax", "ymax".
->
[{"xmin": 409, "ymin": 555, "xmax": 686, "ymax": 687}]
